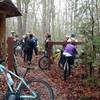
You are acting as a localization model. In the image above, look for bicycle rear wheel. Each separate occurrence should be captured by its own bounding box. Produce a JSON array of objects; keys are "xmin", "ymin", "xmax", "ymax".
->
[
  {"xmin": 63, "ymin": 61, "xmax": 69, "ymax": 81},
  {"xmin": 38, "ymin": 56, "xmax": 49, "ymax": 70},
  {"xmin": 20, "ymin": 77, "xmax": 54, "ymax": 100}
]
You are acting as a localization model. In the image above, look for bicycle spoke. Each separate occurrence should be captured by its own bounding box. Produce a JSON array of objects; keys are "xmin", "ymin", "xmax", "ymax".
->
[{"xmin": 39, "ymin": 56, "xmax": 49, "ymax": 70}]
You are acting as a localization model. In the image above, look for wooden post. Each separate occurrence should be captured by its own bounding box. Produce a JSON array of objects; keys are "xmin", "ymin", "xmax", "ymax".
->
[
  {"xmin": 7, "ymin": 37, "xmax": 14, "ymax": 71},
  {"xmin": 0, "ymin": 13, "xmax": 6, "ymax": 60}
]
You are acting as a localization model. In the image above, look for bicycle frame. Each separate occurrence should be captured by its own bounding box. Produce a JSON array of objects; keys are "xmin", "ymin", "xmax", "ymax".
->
[{"xmin": 0, "ymin": 64, "xmax": 38, "ymax": 99}]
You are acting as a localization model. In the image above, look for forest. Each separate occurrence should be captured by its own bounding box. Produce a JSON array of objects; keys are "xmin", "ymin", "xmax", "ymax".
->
[
  {"xmin": 0, "ymin": 0, "xmax": 100, "ymax": 100},
  {"xmin": 7, "ymin": 0, "xmax": 100, "ymax": 41}
]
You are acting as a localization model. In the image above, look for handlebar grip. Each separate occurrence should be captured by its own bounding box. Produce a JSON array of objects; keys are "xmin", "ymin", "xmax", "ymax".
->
[{"xmin": 0, "ymin": 64, "xmax": 5, "ymax": 72}]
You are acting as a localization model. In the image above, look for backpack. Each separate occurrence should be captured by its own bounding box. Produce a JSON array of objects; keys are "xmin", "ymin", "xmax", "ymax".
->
[
  {"xmin": 28, "ymin": 38, "xmax": 35, "ymax": 49},
  {"xmin": 32, "ymin": 37, "xmax": 37, "ymax": 47}
]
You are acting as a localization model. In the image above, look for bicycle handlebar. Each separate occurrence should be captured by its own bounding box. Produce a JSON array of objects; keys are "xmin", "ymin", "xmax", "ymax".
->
[{"xmin": 0, "ymin": 64, "xmax": 6, "ymax": 73}]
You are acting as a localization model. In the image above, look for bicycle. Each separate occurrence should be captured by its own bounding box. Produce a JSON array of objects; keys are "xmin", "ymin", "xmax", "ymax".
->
[
  {"xmin": 38, "ymin": 49, "xmax": 61, "ymax": 70},
  {"xmin": 59, "ymin": 52, "xmax": 77, "ymax": 81},
  {"xmin": 0, "ymin": 61, "xmax": 54, "ymax": 100}
]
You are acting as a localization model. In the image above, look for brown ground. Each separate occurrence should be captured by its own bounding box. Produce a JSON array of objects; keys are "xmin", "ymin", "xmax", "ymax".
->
[{"xmin": 0, "ymin": 54, "xmax": 100, "ymax": 100}]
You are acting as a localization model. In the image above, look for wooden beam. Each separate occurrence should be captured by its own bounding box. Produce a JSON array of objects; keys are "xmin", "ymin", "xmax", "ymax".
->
[
  {"xmin": 48, "ymin": 41, "xmax": 84, "ymax": 45},
  {"xmin": 47, "ymin": 40, "xmax": 84, "ymax": 68}
]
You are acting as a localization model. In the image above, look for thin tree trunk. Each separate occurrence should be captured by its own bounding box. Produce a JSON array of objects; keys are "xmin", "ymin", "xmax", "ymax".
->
[
  {"xmin": 51, "ymin": 0, "xmax": 55, "ymax": 35},
  {"xmin": 17, "ymin": 0, "xmax": 23, "ymax": 36},
  {"xmin": 95, "ymin": 0, "xmax": 100, "ymax": 35},
  {"xmin": 42, "ymin": 0, "xmax": 46, "ymax": 34},
  {"xmin": 74, "ymin": 0, "xmax": 78, "ymax": 32},
  {"xmin": 23, "ymin": 4, "xmax": 28, "ymax": 34},
  {"xmin": 65, "ymin": 0, "xmax": 68, "ymax": 33}
]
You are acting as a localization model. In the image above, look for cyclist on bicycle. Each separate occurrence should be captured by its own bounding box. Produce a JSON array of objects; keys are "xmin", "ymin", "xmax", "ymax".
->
[
  {"xmin": 44, "ymin": 33, "xmax": 53, "ymax": 64},
  {"xmin": 59, "ymin": 34, "xmax": 78, "ymax": 76}
]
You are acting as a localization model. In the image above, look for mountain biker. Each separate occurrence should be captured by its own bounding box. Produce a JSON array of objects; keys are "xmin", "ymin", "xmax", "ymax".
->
[
  {"xmin": 26, "ymin": 34, "xmax": 36, "ymax": 64},
  {"xmin": 44, "ymin": 33, "xmax": 52, "ymax": 55},
  {"xmin": 44, "ymin": 33, "xmax": 53, "ymax": 63},
  {"xmin": 32, "ymin": 33, "xmax": 38, "ymax": 55},
  {"xmin": 22, "ymin": 34, "xmax": 29, "ymax": 62},
  {"xmin": 59, "ymin": 37, "xmax": 78, "ymax": 75}
]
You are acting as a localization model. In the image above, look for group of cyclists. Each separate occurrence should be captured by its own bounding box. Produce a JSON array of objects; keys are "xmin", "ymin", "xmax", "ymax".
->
[
  {"xmin": 13, "ymin": 32, "xmax": 78, "ymax": 78},
  {"xmin": 13, "ymin": 33, "xmax": 38, "ymax": 65}
]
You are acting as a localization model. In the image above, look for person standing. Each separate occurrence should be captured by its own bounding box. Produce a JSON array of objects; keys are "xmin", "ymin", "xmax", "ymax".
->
[
  {"xmin": 44, "ymin": 33, "xmax": 53, "ymax": 64},
  {"xmin": 32, "ymin": 33, "xmax": 38, "ymax": 55},
  {"xmin": 26, "ymin": 34, "xmax": 35, "ymax": 64},
  {"xmin": 44, "ymin": 33, "xmax": 52, "ymax": 54},
  {"xmin": 22, "ymin": 34, "xmax": 29, "ymax": 62}
]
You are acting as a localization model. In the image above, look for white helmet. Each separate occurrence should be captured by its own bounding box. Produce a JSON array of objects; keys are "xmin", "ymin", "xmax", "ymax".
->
[
  {"xmin": 56, "ymin": 49, "xmax": 60, "ymax": 52},
  {"xmin": 66, "ymin": 34, "xmax": 70, "ymax": 38}
]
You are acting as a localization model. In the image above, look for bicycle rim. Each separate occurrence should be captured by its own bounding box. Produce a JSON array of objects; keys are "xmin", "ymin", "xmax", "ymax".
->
[
  {"xmin": 38, "ymin": 56, "xmax": 49, "ymax": 70},
  {"xmin": 64, "ymin": 61, "xmax": 69, "ymax": 81},
  {"xmin": 20, "ymin": 78, "xmax": 54, "ymax": 100}
]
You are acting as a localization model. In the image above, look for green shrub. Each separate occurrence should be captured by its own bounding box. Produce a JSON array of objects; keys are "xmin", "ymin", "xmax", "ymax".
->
[
  {"xmin": 85, "ymin": 76, "xmax": 99, "ymax": 87},
  {"xmin": 80, "ymin": 96, "xmax": 90, "ymax": 100}
]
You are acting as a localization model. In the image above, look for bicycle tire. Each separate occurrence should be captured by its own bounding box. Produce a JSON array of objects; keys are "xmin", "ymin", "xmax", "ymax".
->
[
  {"xmin": 19, "ymin": 77, "xmax": 54, "ymax": 100},
  {"xmin": 63, "ymin": 61, "xmax": 69, "ymax": 81},
  {"xmin": 38, "ymin": 56, "xmax": 49, "ymax": 70}
]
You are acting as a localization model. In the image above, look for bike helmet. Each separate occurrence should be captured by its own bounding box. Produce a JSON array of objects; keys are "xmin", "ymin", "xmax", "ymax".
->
[{"xmin": 70, "ymin": 32, "xmax": 76, "ymax": 37}]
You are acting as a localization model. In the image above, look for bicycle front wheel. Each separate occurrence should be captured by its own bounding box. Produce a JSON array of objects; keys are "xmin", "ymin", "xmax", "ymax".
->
[
  {"xmin": 63, "ymin": 61, "xmax": 69, "ymax": 81},
  {"xmin": 38, "ymin": 56, "xmax": 49, "ymax": 70},
  {"xmin": 20, "ymin": 77, "xmax": 54, "ymax": 100}
]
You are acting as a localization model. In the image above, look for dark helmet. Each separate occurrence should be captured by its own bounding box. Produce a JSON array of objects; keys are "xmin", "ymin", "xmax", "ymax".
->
[
  {"xmin": 47, "ymin": 34, "xmax": 51, "ymax": 38},
  {"xmin": 70, "ymin": 32, "xmax": 76, "ymax": 37}
]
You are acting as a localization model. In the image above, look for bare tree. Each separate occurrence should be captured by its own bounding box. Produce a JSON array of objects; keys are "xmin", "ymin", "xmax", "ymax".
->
[
  {"xmin": 22, "ymin": 0, "xmax": 30, "ymax": 34},
  {"xmin": 95, "ymin": 0, "xmax": 100, "ymax": 35},
  {"xmin": 42, "ymin": 0, "xmax": 46, "ymax": 34},
  {"xmin": 16, "ymin": 0, "xmax": 23, "ymax": 36},
  {"xmin": 51, "ymin": 0, "xmax": 55, "ymax": 35}
]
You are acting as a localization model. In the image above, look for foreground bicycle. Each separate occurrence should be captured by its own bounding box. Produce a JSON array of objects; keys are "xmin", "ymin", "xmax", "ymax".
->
[
  {"xmin": 38, "ymin": 49, "xmax": 61, "ymax": 70},
  {"xmin": 0, "ymin": 61, "xmax": 54, "ymax": 100}
]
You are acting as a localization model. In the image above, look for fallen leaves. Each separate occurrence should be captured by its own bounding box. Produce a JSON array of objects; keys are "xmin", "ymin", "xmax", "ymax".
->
[{"xmin": 0, "ymin": 54, "xmax": 100, "ymax": 100}]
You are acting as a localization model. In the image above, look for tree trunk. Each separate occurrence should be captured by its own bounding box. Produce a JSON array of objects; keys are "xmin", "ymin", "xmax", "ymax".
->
[
  {"xmin": 17, "ymin": 0, "xmax": 23, "ymax": 36},
  {"xmin": 95, "ymin": 0, "xmax": 100, "ymax": 35},
  {"xmin": 51, "ymin": 0, "xmax": 55, "ymax": 35},
  {"xmin": 23, "ymin": 3, "xmax": 28, "ymax": 34},
  {"xmin": 65, "ymin": 0, "xmax": 68, "ymax": 33},
  {"xmin": 42, "ymin": 0, "xmax": 47, "ymax": 35},
  {"xmin": 74, "ymin": 0, "xmax": 78, "ymax": 32}
]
